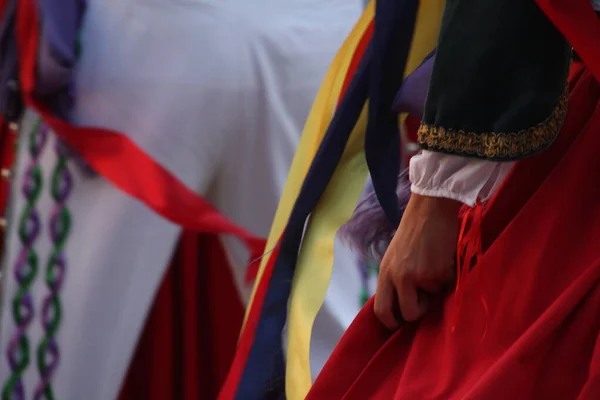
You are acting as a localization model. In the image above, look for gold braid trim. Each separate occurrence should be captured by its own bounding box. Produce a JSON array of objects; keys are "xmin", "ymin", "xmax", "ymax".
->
[{"xmin": 417, "ymin": 87, "xmax": 568, "ymax": 160}]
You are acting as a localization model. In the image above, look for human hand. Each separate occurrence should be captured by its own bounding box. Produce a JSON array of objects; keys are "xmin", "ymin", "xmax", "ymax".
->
[{"xmin": 374, "ymin": 193, "xmax": 462, "ymax": 328}]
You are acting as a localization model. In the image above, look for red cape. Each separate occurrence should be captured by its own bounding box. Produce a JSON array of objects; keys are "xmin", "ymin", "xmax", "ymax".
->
[{"xmin": 307, "ymin": 61, "xmax": 600, "ymax": 399}]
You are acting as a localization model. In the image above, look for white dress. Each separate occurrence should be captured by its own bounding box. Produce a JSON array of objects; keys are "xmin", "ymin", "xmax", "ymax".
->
[{"xmin": 0, "ymin": 1, "xmax": 362, "ymax": 398}]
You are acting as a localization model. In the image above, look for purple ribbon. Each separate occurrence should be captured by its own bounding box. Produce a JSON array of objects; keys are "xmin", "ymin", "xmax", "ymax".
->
[{"xmin": 392, "ymin": 50, "xmax": 436, "ymax": 119}]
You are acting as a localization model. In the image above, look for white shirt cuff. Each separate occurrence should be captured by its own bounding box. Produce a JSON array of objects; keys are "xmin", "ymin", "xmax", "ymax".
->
[{"xmin": 409, "ymin": 150, "xmax": 514, "ymax": 207}]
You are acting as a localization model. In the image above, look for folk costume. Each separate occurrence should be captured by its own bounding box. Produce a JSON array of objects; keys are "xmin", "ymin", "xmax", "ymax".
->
[
  {"xmin": 307, "ymin": 0, "xmax": 600, "ymax": 399},
  {"xmin": 220, "ymin": 1, "xmax": 446, "ymax": 399},
  {"xmin": 0, "ymin": 0, "xmax": 362, "ymax": 399}
]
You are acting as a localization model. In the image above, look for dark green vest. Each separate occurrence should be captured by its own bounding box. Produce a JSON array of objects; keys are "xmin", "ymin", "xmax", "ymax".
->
[{"xmin": 418, "ymin": 0, "xmax": 572, "ymax": 161}]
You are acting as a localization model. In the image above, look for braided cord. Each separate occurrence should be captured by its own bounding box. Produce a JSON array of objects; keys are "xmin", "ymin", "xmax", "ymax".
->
[
  {"xmin": 34, "ymin": 30, "xmax": 80, "ymax": 399},
  {"xmin": 2, "ymin": 119, "xmax": 48, "ymax": 400},
  {"xmin": 33, "ymin": 141, "xmax": 72, "ymax": 400}
]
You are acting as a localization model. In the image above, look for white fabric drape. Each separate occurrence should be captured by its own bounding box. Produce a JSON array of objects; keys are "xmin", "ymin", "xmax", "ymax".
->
[{"xmin": 0, "ymin": 1, "xmax": 363, "ymax": 398}]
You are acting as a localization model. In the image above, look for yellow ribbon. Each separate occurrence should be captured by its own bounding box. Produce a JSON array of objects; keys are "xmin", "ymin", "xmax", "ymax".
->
[{"xmin": 243, "ymin": 1, "xmax": 445, "ymax": 399}]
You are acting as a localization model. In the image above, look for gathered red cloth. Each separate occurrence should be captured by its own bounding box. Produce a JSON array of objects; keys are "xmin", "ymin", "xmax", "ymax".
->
[
  {"xmin": 0, "ymin": 118, "xmax": 16, "ymax": 256},
  {"xmin": 118, "ymin": 232, "xmax": 245, "ymax": 400},
  {"xmin": 307, "ymin": 63, "xmax": 600, "ymax": 399}
]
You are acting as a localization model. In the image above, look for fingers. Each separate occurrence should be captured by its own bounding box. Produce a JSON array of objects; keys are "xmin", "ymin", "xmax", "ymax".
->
[
  {"xmin": 418, "ymin": 266, "xmax": 455, "ymax": 293},
  {"xmin": 418, "ymin": 279, "xmax": 442, "ymax": 294},
  {"xmin": 397, "ymin": 277, "xmax": 428, "ymax": 322},
  {"xmin": 374, "ymin": 278, "xmax": 401, "ymax": 330}
]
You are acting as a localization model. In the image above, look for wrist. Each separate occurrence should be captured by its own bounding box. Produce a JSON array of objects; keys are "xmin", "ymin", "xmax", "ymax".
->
[{"xmin": 409, "ymin": 193, "xmax": 463, "ymax": 215}]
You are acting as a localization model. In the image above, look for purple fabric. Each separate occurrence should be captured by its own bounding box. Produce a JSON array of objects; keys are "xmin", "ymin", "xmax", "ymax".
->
[
  {"xmin": 0, "ymin": 0, "xmax": 85, "ymax": 119},
  {"xmin": 38, "ymin": 0, "xmax": 85, "ymax": 68},
  {"xmin": 39, "ymin": 0, "xmax": 94, "ymax": 175},
  {"xmin": 339, "ymin": 52, "xmax": 436, "ymax": 261},
  {"xmin": 36, "ymin": 0, "xmax": 86, "ymax": 117},
  {"xmin": 338, "ymin": 51, "xmax": 437, "ymax": 261},
  {"xmin": 391, "ymin": 50, "xmax": 436, "ymax": 119},
  {"xmin": 338, "ymin": 169, "xmax": 411, "ymax": 262}
]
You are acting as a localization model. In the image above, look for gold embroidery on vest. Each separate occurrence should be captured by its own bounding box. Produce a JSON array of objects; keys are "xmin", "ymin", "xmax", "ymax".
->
[{"xmin": 417, "ymin": 87, "xmax": 568, "ymax": 160}]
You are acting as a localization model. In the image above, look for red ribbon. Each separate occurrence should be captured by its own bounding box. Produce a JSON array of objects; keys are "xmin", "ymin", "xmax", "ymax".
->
[{"xmin": 15, "ymin": 0, "xmax": 267, "ymax": 264}]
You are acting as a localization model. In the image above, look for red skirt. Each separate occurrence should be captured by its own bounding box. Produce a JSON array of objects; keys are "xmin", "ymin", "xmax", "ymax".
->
[
  {"xmin": 118, "ymin": 232, "xmax": 245, "ymax": 400},
  {"xmin": 307, "ymin": 63, "xmax": 600, "ymax": 399}
]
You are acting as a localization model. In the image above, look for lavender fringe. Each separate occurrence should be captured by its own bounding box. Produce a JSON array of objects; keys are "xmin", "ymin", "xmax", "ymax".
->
[{"xmin": 338, "ymin": 169, "xmax": 410, "ymax": 262}]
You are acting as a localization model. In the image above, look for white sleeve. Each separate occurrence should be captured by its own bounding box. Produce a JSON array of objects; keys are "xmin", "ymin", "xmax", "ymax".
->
[{"xmin": 409, "ymin": 150, "xmax": 514, "ymax": 207}]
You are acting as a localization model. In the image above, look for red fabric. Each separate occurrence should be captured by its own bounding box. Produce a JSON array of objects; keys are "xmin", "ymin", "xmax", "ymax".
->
[
  {"xmin": 307, "ymin": 65, "xmax": 600, "ymax": 399},
  {"xmin": 15, "ymin": 0, "xmax": 266, "ymax": 260},
  {"xmin": 0, "ymin": 119, "xmax": 16, "ymax": 208},
  {"xmin": 402, "ymin": 114, "xmax": 420, "ymax": 165},
  {"xmin": 119, "ymin": 232, "xmax": 245, "ymax": 400},
  {"xmin": 0, "ymin": 118, "xmax": 16, "ymax": 257},
  {"xmin": 535, "ymin": 0, "xmax": 600, "ymax": 83},
  {"xmin": 0, "ymin": 120, "xmax": 16, "ymax": 210},
  {"xmin": 404, "ymin": 114, "xmax": 419, "ymax": 143}
]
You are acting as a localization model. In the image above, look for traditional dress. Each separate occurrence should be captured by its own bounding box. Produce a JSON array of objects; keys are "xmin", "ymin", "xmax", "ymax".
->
[
  {"xmin": 0, "ymin": 0, "xmax": 363, "ymax": 399},
  {"xmin": 306, "ymin": 0, "xmax": 600, "ymax": 398}
]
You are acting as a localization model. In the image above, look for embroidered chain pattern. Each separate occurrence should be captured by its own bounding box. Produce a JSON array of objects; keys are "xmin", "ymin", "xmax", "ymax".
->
[
  {"xmin": 2, "ymin": 119, "xmax": 48, "ymax": 400},
  {"xmin": 32, "ymin": 27, "xmax": 81, "ymax": 400},
  {"xmin": 34, "ymin": 141, "xmax": 72, "ymax": 400},
  {"xmin": 417, "ymin": 88, "xmax": 569, "ymax": 161}
]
